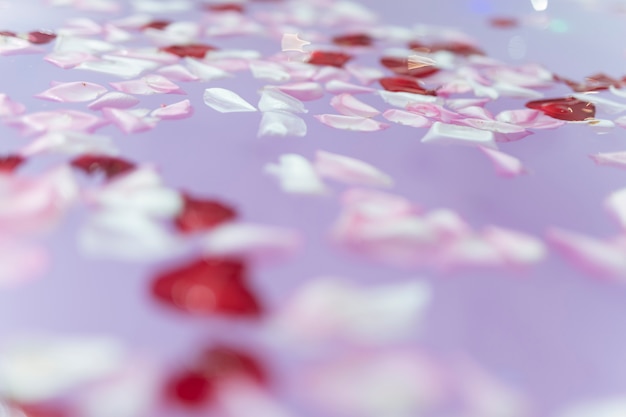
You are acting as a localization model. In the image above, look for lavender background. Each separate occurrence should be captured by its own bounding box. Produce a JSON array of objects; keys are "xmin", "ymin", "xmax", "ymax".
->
[{"xmin": 1, "ymin": 0, "xmax": 626, "ymax": 416}]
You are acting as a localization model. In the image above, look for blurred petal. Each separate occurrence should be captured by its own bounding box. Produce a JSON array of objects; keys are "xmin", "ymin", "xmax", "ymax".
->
[
  {"xmin": 383, "ymin": 109, "xmax": 431, "ymax": 128},
  {"xmin": 330, "ymin": 94, "xmax": 380, "ymax": 118},
  {"xmin": 422, "ymin": 122, "xmax": 496, "ymax": 148},
  {"xmin": 204, "ymin": 88, "xmax": 257, "ymax": 113},
  {"xmin": 479, "ymin": 146, "xmax": 527, "ymax": 177},
  {"xmin": 315, "ymin": 114, "xmax": 389, "ymax": 131},
  {"xmin": 88, "ymin": 92, "xmax": 140, "ymax": 110},
  {"xmin": 258, "ymin": 88, "xmax": 308, "ymax": 113},
  {"xmin": 258, "ymin": 111, "xmax": 307, "ymax": 137},
  {"xmin": 314, "ymin": 150, "xmax": 393, "ymax": 187},
  {"xmin": 265, "ymin": 154, "xmax": 328, "ymax": 195}
]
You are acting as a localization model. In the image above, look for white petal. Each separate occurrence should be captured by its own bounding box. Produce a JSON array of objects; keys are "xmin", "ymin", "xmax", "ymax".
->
[
  {"xmin": 157, "ymin": 64, "xmax": 199, "ymax": 82},
  {"xmin": 572, "ymin": 93, "xmax": 626, "ymax": 115},
  {"xmin": 315, "ymin": 114, "xmax": 389, "ymax": 132},
  {"xmin": 44, "ymin": 51, "xmax": 97, "ymax": 69},
  {"xmin": 482, "ymin": 226, "xmax": 546, "ymax": 265},
  {"xmin": 185, "ymin": 58, "xmax": 231, "ymax": 81},
  {"xmin": 265, "ymin": 154, "xmax": 328, "ymax": 195},
  {"xmin": 258, "ymin": 111, "xmax": 307, "ymax": 137},
  {"xmin": 314, "ymin": 150, "xmax": 393, "ymax": 187},
  {"xmin": 21, "ymin": 132, "xmax": 117, "ymax": 156},
  {"xmin": 479, "ymin": 147, "xmax": 527, "ymax": 177},
  {"xmin": 330, "ymin": 94, "xmax": 380, "ymax": 118},
  {"xmin": 325, "ymin": 80, "xmax": 375, "ymax": 95},
  {"xmin": 383, "ymin": 109, "xmax": 431, "ymax": 128},
  {"xmin": 203, "ymin": 88, "xmax": 257, "ymax": 113},
  {"xmin": 249, "ymin": 60, "xmax": 291, "ymax": 82},
  {"xmin": 275, "ymin": 82, "xmax": 324, "ymax": 101},
  {"xmin": 77, "ymin": 56, "xmax": 158, "ymax": 78},
  {"xmin": 377, "ymin": 90, "xmax": 437, "ymax": 108},
  {"xmin": 201, "ymin": 223, "xmax": 300, "ymax": 259},
  {"xmin": 422, "ymin": 122, "xmax": 496, "ymax": 148},
  {"xmin": 605, "ymin": 188, "xmax": 626, "ymax": 230},
  {"xmin": 590, "ymin": 152, "xmax": 626, "ymax": 170},
  {"xmin": 258, "ymin": 88, "xmax": 308, "ymax": 113},
  {"xmin": 88, "ymin": 92, "xmax": 140, "ymax": 110},
  {"xmin": 587, "ymin": 119, "xmax": 615, "ymax": 134}
]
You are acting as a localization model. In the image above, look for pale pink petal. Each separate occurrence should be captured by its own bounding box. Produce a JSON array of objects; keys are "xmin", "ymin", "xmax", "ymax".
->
[
  {"xmin": 44, "ymin": 51, "xmax": 98, "ymax": 69},
  {"xmin": 111, "ymin": 48, "xmax": 179, "ymax": 64},
  {"xmin": 143, "ymin": 22, "xmax": 199, "ymax": 47},
  {"xmin": 315, "ymin": 114, "xmax": 389, "ymax": 132},
  {"xmin": 132, "ymin": 0, "xmax": 192, "ymax": 12},
  {"xmin": 325, "ymin": 80, "xmax": 375, "ymax": 95},
  {"xmin": 109, "ymin": 14, "xmax": 152, "ymax": 29},
  {"xmin": 203, "ymin": 88, "xmax": 257, "ymax": 113},
  {"xmin": 0, "ymin": 94, "xmax": 25, "ymax": 117},
  {"xmin": 462, "ymin": 119, "xmax": 532, "ymax": 142},
  {"xmin": 482, "ymin": 226, "xmax": 546, "ymax": 265},
  {"xmin": 88, "ymin": 92, "xmax": 140, "ymax": 110},
  {"xmin": 102, "ymin": 24, "xmax": 132, "ymax": 43},
  {"xmin": 8, "ymin": 110, "xmax": 106, "ymax": 135},
  {"xmin": 185, "ymin": 58, "xmax": 232, "ymax": 81},
  {"xmin": 258, "ymin": 111, "xmax": 307, "ymax": 137},
  {"xmin": 75, "ymin": 0, "xmax": 120, "ymax": 12},
  {"xmin": 35, "ymin": 81, "xmax": 107, "ymax": 103},
  {"xmin": 616, "ymin": 115, "xmax": 626, "ymax": 129},
  {"xmin": 265, "ymin": 154, "xmax": 328, "ymax": 195},
  {"xmin": 345, "ymin": 63, "xmax": 385, "ymax": 85},
  {"xmin": 21, "ymin": 132, "xmax": 117, "ymax": 156},
  {"xmin": 406, "ymin": 103, "xmax": 461, "ymax": 123},
  {"xmin": 314, "ymin": 150, "xmax": 393, "ymax": 187},
  {"xmin": 145, "ymin": 74, "xmax": 185, "ymax": 94},
  {"xmin": 479, "ymin": 146, "xmax": 527, "ymax": 177},
  {"xmin": 58, "ymin": 18, "xmax": 102, "ymax": 37},
  {"xmin": 436, "ymin": 235, "xmax": 504, "ymax": 270},
  {"xmin": 421, "ymin": 122, "xmax": 496, "ymax": 148},
  {"xmin": 217, "ymin": 381, "xmax": 296, "ymax": 417},
  {"xmin": 496, "ymin": 109, "xmax": 566, "ymax": 129},
  {"xmin": 330, "ymin": 94, "xmax": 380, "ymax": 118},
  {"xmin": 572, "ymin": 93, "xmax": 626, "ymax": 115},
  {"xmin": 157, "ymin": 64, "xmax": 199, "ymax": 82},
  {"xmin": 78, "ymin": 56, "xmax": 159, "ymax": 78},
  {"xmin": 102, "ymin": 108, "xmax": 158, "ymax": 134},
  {"xmin": 250, "ymin": 60, "xmax": 291, "ymax": 82},
  {"xmin": 150, "ymin": 99, "xmax": 193, "ymax": 120},
  {"xmin": 445, "ymin": 98, "xmax": 490, "ymax": 110},
  {"xmin": 382, "ymin": 109, "xmax": 432, "ymax": 128},
  {"xmin": 605, "ymin": 188, "xmax": 626, "ymax": 230},
  {"xmin": 378, "ymin": 90, "xmax": 438, "ymax": 108},
  {"xmin": 341, "ymin": 188, "xmax": 418, "ymax": 217},
  {"xmin": 457, "ymin": 106, "xmax": 494, "ymax": 120},
  {"xmin": 0, "ymin": 35, "xmax": 42, "ymax": 56},
  {"xmin": 547, "ymin": 227, "xmax": 626, "ymax": 279},
  {"xmin": 0, "ymin": 240, "xmax": 48, "ymax": 288},
  {"xmin": 201, "ymin": 223, "xmax": 300, "ymax": 260},
  {"xmin": 313, "ymin": 66, "xmax": 351, "ymax": 83},
  {"xmin": 280, "ymin": 60, "xmax": 317, "ymax": 81},
  {"xmin": 275, "ymin": 82, "xmax": 324, "ymax": 101},
  {"xmin": 423, "ymin": 209, "xmax": 471, "ymax": 239},
  {"xmin": 486, "ymin": 66, "xmax": 553, "ymax": 88},
  {"xmin": 54, "ymin": 36, "xmax": 115, "ymax": 54},
  {"xmin": 258, "ymin": 88, "xmax": 308, "ymax": 113},
  {"xmin": 492, "ymin": 82, "xmax": 544, "ymax": 99},
  {"xmin": 590, "ymin": 152, "xmax": 626, "ymax": 170}
]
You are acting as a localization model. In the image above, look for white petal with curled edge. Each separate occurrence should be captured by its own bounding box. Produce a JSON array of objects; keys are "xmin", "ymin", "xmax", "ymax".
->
[
  {"xmin": 556, "ymin": 398, "xmax": 626, "ymax": 417},
  {"xmin": 0, "ymin": 94, "xmax": 25, "ymax": 117},
  {"xmin": 496, "ymin": 109, "xmax": 565, "ymax": 130},
  {"xmin": 36, "ymin": 81, "xmax": 107, "ymax": 103},
  {"xmin": 151, "ymin": 99, "xmax": 193, "ymax": 120},
  {"xmin": 479, "ymin": 147, "xmax": 527, "ymax": 178},
  {"xmin": 605, "ymin": 188, "xmax": 626, "ymax": 230},
  {"xmin": 590, "ymin": 152, "xmax": 626, "ymax": 170},
  {"xmin": 330, "ymin": 94, "xmax": 380, "ymax": 118},
  {"xmin": 185, "ymin": 58, "xmax": 231, "ymax": 81},
  {"xmin": 201, "ymin": 223, "xmax": 300, "ymax": 260},
  {"xmin": 422, "ymin": 122, "xmax": 496, "ymax": 148},
  {"xmin": 265, "ymin": 154, "xmax": 328, "ymax": 195},
  {"xmin": 315, "ymin": 114, "xmax": 389, "ymax": 132},
  {"xmin": 0, "ymin": 240, "xmax": 48, "ymax": 288},
  {"xmin": 378, "ymin": 90, "xmax": 438, "ymax": 108},
  {"xmin": 102, "ymin": 108, "xmax": 158, "ymax": 134},
  {"xmin": 314, "ymin": 150, "xmax": 393, "ymax": 187},
  {"xmin": 44, "ymin": 51, "xmax": 97, "ymax": 69},
  {"xmin": 383, "ymin": 109, "xmax": 431, "ymax": 128},
  {"xmin": 21, "ymin": 132, "xmax": 118, "ymax": 156},
  {"xmin": 0, "ymin": 335, "xmax": 126, "ymax": 402},
  {"xmin": 258, "ymin": 88, "xmax": 308, "ymax": 113},
  {"xmin": 204, "ymin": 88, "xmax": 257, "ymax": 113},
  {"xmin": 250, "ymin": 60, "xmax": 291, "ymax": 82},
  {"xmin": 325, "ymin": 80, "xmax": 375, "ymax": 95},
  {"xmin": 80, "ymin": 210, "xmax": 188, "ymax": 261},
  {"xmin": 345, "ymin": 63, "xmax": 385, "ymax": 85},
  {"xmin": 258, "ymin": 111, "xmax": 307, "ymax": 137},
  {"xmin": 88, "ymin": 92, "xmax": 140, "ymax": 110},
  {"xmin": 587, "ymin": 119, "xmax": 615, "ymax": 135},
  {"xmin": 276, "ymin": 82, "xmax": 324, "ymax": 101},
  {"xmin": 482, "ymin": 226, "xmax": 546, "ymax": 265},
  {"xmin": 547, "ymin": 227, "xmax": 626, "ymax": 279},
  {"xmin": 157, "ymin": 64, "xmax": 199, "ymax": 82},
  {"xmin": 572, "ymin": 93, "xmax": 626, "ymax": 115}
]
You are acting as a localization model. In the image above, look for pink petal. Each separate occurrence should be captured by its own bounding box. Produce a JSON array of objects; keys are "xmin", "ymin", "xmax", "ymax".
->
[
  {"xmin": 249, "ymin": 60, "xmax": 291, "ymax": 82},
  {"xmin": 78, "ymin": 56, "xmax": 159, "ymax": 78},
  {"xmin": 383, "ymin": 109, "xmax": 431, "ymax": 128},
  {"xmin": 157, "ymin": 64, "xmax": 200, "ymax": 82},
  {"xmin": 457, "ymin": 106, "xmax": 494, "ymax": 120},
  {"xmin": 88, "ymin": 92, "xmax": 140, "ymax": 110},
  {"xmin": 436, "ymin": 236, "xmax": 505, "ymax": 270},
  {"xmin": 102, "ymin": 108, "xmax": 158, "ymax": 134},
  {"xmin": 185, "ymin": 58, "xmax": 232, "ymax": 81},
  {"xmin": 325, "ymin": 80, "xmax": 375, "ymax": 94},
  {"xmin": 330, "ymin": 94, "xmax": 380, "ymax": 118},
  {"xmin": 0, "ymin": 35, "xmax": 41, "ymax": 55},
  {"xmin": 150, "ymin": 99, "xmax": 193, "ymax": 120},
  {"xmin": 110, "ymin": 75, "xmax": 184, "ymax": 95},
  {"xmin": 35, "ymin": 81, "xmax": 108, "ymax": 103},
  {"xmin": 203, "ymin": 88, "xmax": 257, "ymax": 113},
  {"xmin": 314, "ymin": 150, "xmax": 393, "ymax": 187},
  {"xmin": 265, "ymin": 154, "xmax": 328, "ymax": 195},
  {"xmin": 547, "ymin": 227, "xmax": 626, "ymax": 279},
  {"xmin": 493, "ymin": 82, "xmax": 543, "ymax": 99},
  {"xmin": 258, "ymin": 111, "xmax": 307, "ymax": 137},
  {"xmin": 21, "ymin": 132, "xmax": 117, "ymax": 156},
  {"xmin": 479, "ymin": 146, "xmax": 527, "ymax": 177},
  {"xmin": 445, "ymin": 98, "xmax": 490, "ymax": 110},
  {"xmin": 0, "ymin": 94, "xmax": 25, "ymax": 117},
  {"xmin": 496, "ymin": 109, "xmax": 566, "ymax": 129},
  {"xmin": 378, "ymin": 90, "xmax": 438, "ymax": 108},
  {"xmin": 54, "ymin": 36, "xmax": 116, "ymax": 54},
  {"xmin": 590, "ymin": 152, "xmax": 626, "ymax": 170},
  {"xmin": 44, "ymin": 51, "xmax": 98, "ymax": 69},
  {"xmin": 216, "ymin": 382, "xmax": 296, "ymax": 417},
  {"xmin": 345, "ymin": 63, "xmax": 385, "ymax": 85},
  {"xmin": 258, "ymin": 88, "xmax": 308, "ymax": 113},
  {"xmin": 201, "ymin": 223, "xmax": 301, "ymax": 260},
  {"xmin": 315, "ymin": 114, "xmax": 389, "ymax": 132},
  {"xmin": 275, "ymin": 82, "xmax": 324, "ymax": 101},
  {"xmin": 0, "ymin": 240, "xmax": 48, "ymax": 288},
  {"xmin": 406, "ymin": 103, "xmax": 460, "ymax": 123},
  {"xmin": 341, "ymin": 188, "xmax": 418, "ymax": 217},
  {"xmin": 313, "ymin": 66, "xmax": 351, "ymax": 83},
  {"xmin": 8, "ymin": 110, "xmax": 106, "ymax": 135},
  {"xmin": 462, "ymin": 119, "xmax": 532, "ymax": 142},
  {"xmin": 111, "ymin": 48, "xmax": 179, "ymax": 64},
  {"xmin": 482, "ymin": 226, "xmax": 546, "ymax": 265},
  {"xmin": 58, "ymin": 18, "xmax": 102, "ymax": 37},
  {"xmin": 421, "ymin": 122, "xmax": 496, "ymax": 148},
  {"xmin": 616, "ymin": 115, "xmax": 626, "ymax": 129}
]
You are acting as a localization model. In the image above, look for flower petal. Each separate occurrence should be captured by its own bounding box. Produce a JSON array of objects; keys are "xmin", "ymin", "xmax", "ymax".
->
[
  {"xmin": 325, "ymin": 80, "xmax": 375, "ymax": 95},
  {"xmin": 315, "ymin": 114, "xmax": 389, "ymax": 131},
  {"xmin": 314, "ymin": 150, "xmax": 393, "ymax": 187},
  {"xmin": 590, "ymin": 152, "xmax": 626, "ymax": 170},
  {"xmin": 36, "ymin": 81, "xmax": 108, "ymax": 103},
  {"xmin": 265, "ymin": 154, "xmax": 328, "ymax": 195},
  {"xmin": 258, "ymin": 88, "xmax": 308, "ymax": 113},
  {"xmin": 330, "ymin": 94, "xmax": 380, "ymax": 118},
  {"xmin": 151, "ymin": 99, "xmax": 193, "ymax": 120},
  {"xmin": 102, "ymin": 108, "xmax": 158, "ymax": 134},
  {"xmin": 258, "ymin": 111, "xmax": 307, "ymax": 137},
  {"xmin": 203, "ymin": 88, "xmax": 257, "ymax": 113},
  {"xmin": 275, "ymin": 82, "xmax": 324, "ymax": 101},
  {"xmin": 382, "ymin": 109, "xmax": 432, "ymax": 128},
  {"xmin": 479, "ymin": 146, "xmax": 527, "ymax": 177},
  {"xmin": 88, "ymin": 92, "xmax": 140, "ymax": 110},
  {"xmin": 21, "ymin": 132, "xmax": 117, "ymax": 156},
  {"xmin": 421, "ymin": 122, "xmax": 496, "ymax": 148}
]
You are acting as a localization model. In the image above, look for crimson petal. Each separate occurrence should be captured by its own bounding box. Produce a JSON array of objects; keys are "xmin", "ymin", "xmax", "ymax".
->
[
  {"xmin": 27, "ymin": 30, "xmax": 56, "ymax": 44},
  {"xmin": 70, "ymin": 155, "xmax": 136, "ymax": 179},
  {"xmin": 332, "ymin": 33, "xmax": 373, "ymax": 47},
  {"xmin": 379, "ymin": 76, "xmax": 437, "ymax": 95},
  {"xmin": 160, "ymin": 44, "xmax": 218, "ymax": 58},
  {"xmin": 380, "ymin": 56, "xmax": 440, "ymax": 78},
  {"xmin": 198, "ymin": 346, "xmax": 266, "ymax": 384},
  {"xmin": 307, "ymin": 51, "xmax": 352, "ymax": 67},
  {"xmin": 167, "ymin": 371, "xmax": 214, "ymax": 407},
  {"xmin": 175, "ymin": 193, "xmax": 237, "ymax": 233},
  {"xmin": 526, "ymin": 97, "xmax": 596, "ymax": 121},
  {"xmin": 0, "ymin": 155, "xmax": 25, "ymax": 173}
]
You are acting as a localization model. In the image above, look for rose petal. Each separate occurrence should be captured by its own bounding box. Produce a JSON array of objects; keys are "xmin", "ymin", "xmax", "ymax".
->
[
  {"xmin": 151, "ymin": 99, "xmax": 193, "ymax": 120},
  {"xmin": 88, "ymin": 92, "xmax": 140, "ymax": 110},
  {"xmin": 421, "ymin": 122, "xmax": 496, "ymax": 148},
  {"xmin": 258, "ymin": 111, "xmax": 307, "ymax": 137},
  {"xmin": 345, "ymin": 63, "xmax": 385, "ymax": 85},
  {"xmin": 382, "ymin": 109, "xmax": 431, "ymax": 128},
  {"xmin": 482, "ymin": 226, "xmax": 546, "ymax": 265},
  {"xmin": 249, "ymin": 60, "xmax": 291, "ymax": 82},
  {"xmin": 378, "ymin": 90, "xmax": 438, "ymax": 108},
  {"xmin": 275, "ymin": 82, "xmax": 324, "ymax": 101},
  {"xmin": 0, "ymin": 94, "xmax": 25, "ymax": 117},
  {"xmin": 325, "ymin": 80, "xmax": 376, "ymax": 94},
  {"xmin": 78, "ymin": 56, "xmax": 159, "ymax": 78},
  {"xmin": 330, "ymin": 94, "xmax": 380, "ymax": 118},
  {"xmin": 8, "ymin": 110, "xmax": 106, "ymax": 135},
  {"xmin": 44, "ymin": 51, "xmax": 98, "ymax": 69},
  {"xmin": 21, "ymin": 132, "xmax": 117, "ymax": 156},
  {"xmin": 496, "ymin": 109, "xmax": 566, "ymax": 129},
  {"xmin": 265, "ymin": 154, "xmax": 328, "ymax": 195},
  {"xmin": 36, "ymin": 81, "xmax": 108, "ymax": 103},
  {"xmin": 258, "ymin": 88, "xmax": 308, "ymax": 113},
  {"xmin": 185, "ymin": 58, "xmax": 232, "ymax": 81},
  {"xmin": 102, "ymin": 108, "xmax": 158, "ymax": 134},
  {"xmin": 314, "ymin": 150, "xmax": 393, "ymax": 187},
  {"xmin": 589, "ymin": 152, "xmax": 626, "ymax": 170},
  {"xmin": 572, "ymin": 93, "xmax": 626, "ymax": 115},
  {"xmin": 110, "ymin": 75, "xmax": 184, "ymax": 95},
  {"xmin": 479, "ymin": 146, "xmax": 527, "ymax": 177},
  {"xmin": 315, "ymin": 114, "xmax": 389, "ymax": 132},
  {"xmin": 157, "ymin": 64, "xmax": 200, "ymax": 82},
  {"xmin": 203, "ymin": 88, "xmax": 257, "ymax": 113}
]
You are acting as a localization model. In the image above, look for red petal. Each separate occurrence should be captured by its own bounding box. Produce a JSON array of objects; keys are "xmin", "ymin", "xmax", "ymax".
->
[
  {"xmin": 332, "ymin": 33, "xmax": 373, "ymax": 47},
  {"xmin": 555, "ymin": 73, "xmax": 622, "ymax": 93},
  {"xmin": 174, "ymin": 193, "xmax": 237, "ymax": 233},
  {"xmin": 307, "ymin": 51, "xmax": 352, "ymax": 67},
  {"xmin": 205, "ymin": 3, "xmax": 244, "ymax": 12},
  {"xmin": 27, "ymin": 30, "xmax": 56, "ymax": 44},
  {"xmin": 489, "ymin": 17, "xmax": 518, "ymax": 28},
  {"xmin": 141, "ymin": 20, "xmax": 171, "ymax": 31},
  {"xmin": 430, "ymin": 42, "xmax": 484, "ymax": 56},
  {"xmin": 380, "ymin": 56, "xmax": 440, "ymax": 78},
  {"xmin": 167, "ymin": 371, "xmax": 213, "ymax": 407},
  {"xmin": 160, "ymin": 44, "xmax": 218, "ymax": 58},
  {"xmin": 70, "ymin": 155, "xmax": 136, "ymax": 179},
  {"xmin": 379, "ymin": 76, "xmax": 437, "ymax": 95},
  {"xmin": 408, "ymin": 40, "xmax": 428, "ymax": 50},
  {"xmin": 198, "ymin": 346, "xmax": 267, "ymax": 384},
  {"xmin": 526, "ymin": 97, "xmax": 596, "ymax": 121},
  {"xmin": 0, "ymin": 30, "xmax": 17, "ymax": 37},
  {"xmin": 0, "ymin": 155, "xmax": 25, "ymax": 173},
  {"xmin": 151, "ymin": 258, "xmax": 262, "ymax": 317}
]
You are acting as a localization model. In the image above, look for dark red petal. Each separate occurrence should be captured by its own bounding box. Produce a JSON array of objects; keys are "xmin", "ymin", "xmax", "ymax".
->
[
  {"xmin": 307, "ymin": 51, "xmax": 352, "ymax": 67},
  {"xmin": 332, "ymin": 33, "xmax": 373, "ymax": 47},
  {"xmin": 489, "ymin": 17, "xmax": 518, "ymax": 28},
  {"xmin": 380, "ymin": 56, "xmax": 440, "ymax": 78},
  {"xmin": 199, "ymin": 346, "xmax": 266, "ymax": 384},
  {"xmin": 0, "ymin": 155, "xmax": 25, "ymax": 173},
  {"xmin": 151, "ymin": 258, "xmax": 262, "ymax": 317},
  {"xmin": 526, "ymin": 97, "xmax": 596, "ymax": 121},
  {"xmin": 408, "ymin": 40, "xmax": 428, "ymax": 51},
  {"xmin": 430, "ymin": 42, "xmax": 484, "ymax": 56},
  {"xmin": 174, "ymin": 193, "xmax": 237, "ymax": 233},
  {"xmin": 379, "ymin": 76, "xmax": 437, "ymax": 96},
  {"xmin": 141, "ymin": 20, "xmax": 171, "ymax": 31},
  {"xmin": 70, "ymin": 155, "xmax": 136, "ymax": 179},
  {"xmin": 205, "ymin": 3, "xmax": 244, "ymax": 12},
  {"xmin": 160, "ymin": 44, "xmax": 218, "ymax": 58},
  {"xmin": 27, "ymin": 30, "xmax": 56, "ymax": 44},
  {"xmin": 167, "ymin": 371, "xmax": 213, "ymax": 407},
  {"xmin": 555, "ymin": 73, "xmax": 622, "ymax": 93}
]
